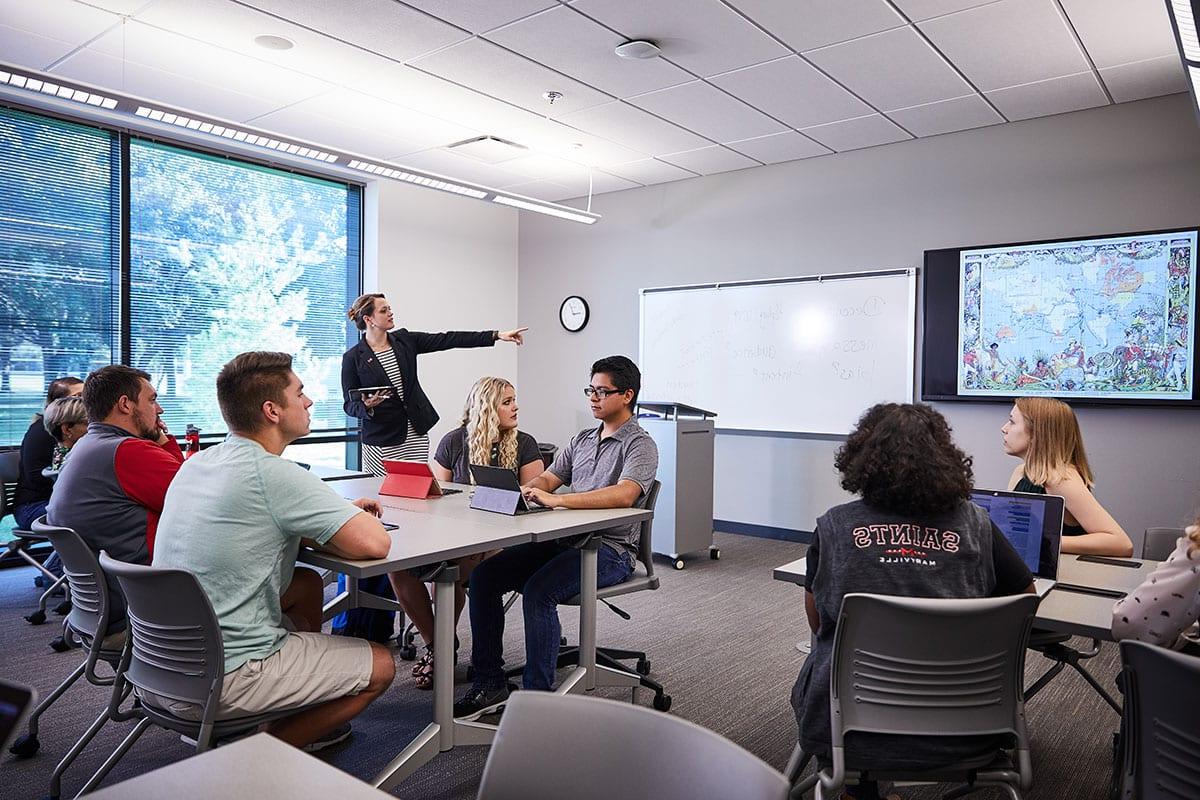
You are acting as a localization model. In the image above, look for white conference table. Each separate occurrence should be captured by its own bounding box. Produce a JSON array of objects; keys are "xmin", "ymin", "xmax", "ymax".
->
[
  {"xmin": 301, "ymin": 478, "xmax": 652, "ymax": 792},
  {"xmin": 87, "ymin": 734, "xmax": 391, "ymax": 800}
]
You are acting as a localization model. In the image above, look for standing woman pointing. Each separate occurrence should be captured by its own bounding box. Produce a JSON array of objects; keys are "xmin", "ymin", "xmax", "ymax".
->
[{"xmin": 342, "ymin": 293, "xmax": 527, "ymax": 474}]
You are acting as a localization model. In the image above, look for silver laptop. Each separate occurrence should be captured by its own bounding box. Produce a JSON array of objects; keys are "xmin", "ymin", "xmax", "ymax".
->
[{"xmin": 971, "ymin": 488, "xmax": 1065, "ymax": 598}]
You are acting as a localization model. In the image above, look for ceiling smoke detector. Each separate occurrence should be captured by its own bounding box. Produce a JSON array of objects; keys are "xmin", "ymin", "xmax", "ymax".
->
[
  {"xmin": 254, "ymin": 34, "xmax": 295, "ymax": 51},
  {"xmin": 614, "ymin": 39, "xmax": 661, "ymax": 60},
  {"xmin": 543, "ymin": 90, "xmax": 563, "ymax": 104}
]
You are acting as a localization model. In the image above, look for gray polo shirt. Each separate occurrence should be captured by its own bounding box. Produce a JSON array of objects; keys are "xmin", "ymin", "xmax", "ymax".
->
[{"xmin": 548, "ymin": 416, "xmax": 659, "ymax": 559}]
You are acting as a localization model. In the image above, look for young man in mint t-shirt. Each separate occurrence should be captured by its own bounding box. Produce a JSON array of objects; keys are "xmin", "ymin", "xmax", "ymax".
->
[{"xmin": 152, "ymin": 352, "xmax": 395, "ymax": 751}]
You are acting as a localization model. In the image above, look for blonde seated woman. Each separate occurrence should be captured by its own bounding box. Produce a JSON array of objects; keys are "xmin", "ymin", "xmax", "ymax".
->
[
  {"xmin": 400, "ymin": 377, "xmax": 543, "ymax": 689},
  {"xmin": 1001, "ymin": 396, "xmax": 1132, "ymax": 557}
]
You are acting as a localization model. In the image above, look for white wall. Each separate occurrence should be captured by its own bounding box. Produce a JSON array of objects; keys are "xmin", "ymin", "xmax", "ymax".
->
[
  {"xmin": 516, "ymin": 93, "xmax": 1200, "ymax": 548},
  {"xmin": 365, "ymin": 180, "xmax": 520, "ymax": 451}
]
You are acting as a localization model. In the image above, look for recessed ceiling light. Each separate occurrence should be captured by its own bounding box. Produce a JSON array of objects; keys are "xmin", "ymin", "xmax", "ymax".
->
[
  {"xmin": 254, "ymin": 34, "xmax": 295, "ymax": 51},
  {"xmin": 614, "ymin": 40, "xmax": 661, "ymax": 60}
]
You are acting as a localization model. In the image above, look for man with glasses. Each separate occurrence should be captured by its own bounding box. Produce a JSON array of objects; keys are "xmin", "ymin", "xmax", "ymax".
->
[{"xmin": 454, "ymin": 355, "xmax": 658, "ymax": 716}]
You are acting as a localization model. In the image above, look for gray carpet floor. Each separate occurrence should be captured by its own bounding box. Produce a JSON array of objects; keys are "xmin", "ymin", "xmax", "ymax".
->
[{"xmin": 1, "ymin": 532, "xmax": 1120, "ymax": 799}]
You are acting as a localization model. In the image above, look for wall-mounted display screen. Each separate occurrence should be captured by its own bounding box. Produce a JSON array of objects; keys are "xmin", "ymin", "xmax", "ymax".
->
[{"xmin": 923, "ymin": 228, "xmax": 1199, "ymax": 406}]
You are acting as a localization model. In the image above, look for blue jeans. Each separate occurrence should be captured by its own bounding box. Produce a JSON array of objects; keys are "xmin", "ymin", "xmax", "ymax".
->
[{"xmin": 468, "ymin": 540, "xmax": 633, "ymax": 691}]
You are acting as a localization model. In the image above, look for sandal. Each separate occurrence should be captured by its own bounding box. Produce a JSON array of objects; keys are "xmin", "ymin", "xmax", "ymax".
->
[
  {"xmin": 413, "ymin": 641, "xmax": 459, "ymax": 691},
  {"xmin": 412, "ymin": 646, "xmax": 434, "ymax": 678}
]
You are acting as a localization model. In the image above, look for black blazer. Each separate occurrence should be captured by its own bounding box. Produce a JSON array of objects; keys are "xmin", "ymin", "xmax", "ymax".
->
[{"xmin": 342, "ymin": 329, "xmax": 496, "ymax": 447}]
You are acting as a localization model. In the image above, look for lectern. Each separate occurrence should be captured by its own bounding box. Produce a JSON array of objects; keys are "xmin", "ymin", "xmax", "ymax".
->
[{"xmin": 636, "ymin": 401, "xmax": 719, "ymax": 569}]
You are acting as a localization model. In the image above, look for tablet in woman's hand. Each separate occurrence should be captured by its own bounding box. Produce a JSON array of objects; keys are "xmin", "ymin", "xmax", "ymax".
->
[{"xmin": 350, "ymin": 386, "xmax": 392, "ymax": 397}]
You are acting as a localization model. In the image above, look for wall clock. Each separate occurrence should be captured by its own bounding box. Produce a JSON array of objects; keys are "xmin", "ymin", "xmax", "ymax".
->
[{"xmin": 559, "ymin": 295, "xmax": 589, "ymax": 332}]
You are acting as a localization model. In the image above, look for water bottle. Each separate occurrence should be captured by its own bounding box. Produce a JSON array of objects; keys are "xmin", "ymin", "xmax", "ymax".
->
[{"xmin": 185, "ymin": 424, "xmax": 201, "ymax": 458}]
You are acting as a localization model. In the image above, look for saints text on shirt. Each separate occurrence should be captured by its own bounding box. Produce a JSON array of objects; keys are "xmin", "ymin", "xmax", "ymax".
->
[{"xmin": 852, "ymin": 524, "xmax": 961, "ymax": 566}]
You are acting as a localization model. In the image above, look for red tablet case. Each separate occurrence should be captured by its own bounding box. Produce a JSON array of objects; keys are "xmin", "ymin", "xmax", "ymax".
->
[{"xmin": 380, "ymin": 460, "xmax": 442, "ymax": 498}]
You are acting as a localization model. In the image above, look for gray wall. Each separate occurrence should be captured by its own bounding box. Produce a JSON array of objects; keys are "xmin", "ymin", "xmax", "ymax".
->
[{"xmin": 517, "ymin": 93, "xmax": 1200, "ymax": 550}]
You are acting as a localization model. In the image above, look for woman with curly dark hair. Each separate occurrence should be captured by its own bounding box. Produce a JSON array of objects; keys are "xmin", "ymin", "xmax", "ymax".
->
[{"xmin": 791, "ymin": 403, "xmax": 1034, "ymax": 800}]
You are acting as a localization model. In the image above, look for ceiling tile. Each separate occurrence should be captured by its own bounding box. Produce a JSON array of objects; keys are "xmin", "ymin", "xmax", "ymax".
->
[
  {"xmin": 1099, "ymin": 55, "xmax": 1189, "ymax": 104},
  {"xmin": 573, "ymin": 0, "xmax": 789, "ymax": 77},
  {"xmin": 709, "ymin": 55, "xmax": 874, "ymax": 129},
  {"xmin": 1058, "ymin": 0, "xmax": 1178, "ymax": 69},
  {"xmin": 659, "ymin": 145, "xmax": 759, "ymax": 175},
  {"xmin": 253, "ymin": 101, "xmax": 426, "ymax": 161},
  {"xmin": 605, "ymin": 157, "xmax": 698, "ymax": 185},
  {"xmin": 626, "ymin": 80, "xmax": 787, "ymax": 142},
  {"xmin": 726, "ymin": 130, "xmax": 832, "ymax": 163},
  {"xmin": 919, "ymin": 0, "xmax": 1090, "ymax": 91},
  {"xmin": 805, "ymin": 26, "xmax": 973, "ymax": 111},
  {"xmin": 886, "ymin": 93, "xmax": 1003, "ymax": 136},
  {"xmin": 984, "ymin": 71, "xmax": 1108, "ymax": 121},
  {"xmin": 0, "ymin": 0, "xmax": 119, "ymax": 69},
  {"xmin": 557, "ymin": 100, "xmax": 711, "ymax": 155},
  {"xmin": 501, "ymin": 179, "xmax": 576, "ymax": 202},
  {"xmin": 393, "ymin": 148, "xmax": 528, "ymax": 187},
  {"xmin": 53, "ymin": 46, "xmax": 287, "ymax": 121},
  {"xmin": 502, "ymin": 118, "xmax": 650, "ymax": 167},
  {"xmin": 403, "ymin": 1, "xmax": 559, "ymax": 34},
  {"xmin": 800, "ymin": 113, "xmax": 911, "ymax": 151},
  {"xmin": 409, "ymin": 37, "xmax": 613, "ymax": 117},
  {"xmin": 524, "ymin": 169, "xmax": 642, "ymax": 200},
  {"xmin": 237, "ymin": 0, "xmax": 468, "ymax": 62},
  {"xmin": 73, "ymin": 0, "xmax": 146, "ymax": 12},
  {"xmin": 499, "ymin": 152, "xmax": 608, "ymax": 182},
  {"xmin": 80, "ymin": 20, "xmax": 333, "ymax": 108},
  {"xmin": 726, "ymin": 0, "xmax": 905, "ymax": 52},
  {"xmin": 890, "ymin": 0, "xmax": 998, "ymax": 21},
  {"xmin": 485, "ymin": 6, "xmax": 692, "ymax": 98},
  {"xmin": 274, "ymin": 90, "xmax": 481, "ymax": 150}
]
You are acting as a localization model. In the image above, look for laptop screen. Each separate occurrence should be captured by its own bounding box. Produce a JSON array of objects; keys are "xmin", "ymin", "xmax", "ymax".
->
[{"xmin": 970, "ymin": 489, "xmax": 1064, "ymax": 580}]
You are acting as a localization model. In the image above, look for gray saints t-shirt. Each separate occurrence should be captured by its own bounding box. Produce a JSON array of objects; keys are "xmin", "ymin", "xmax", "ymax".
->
[{"xmin": 548, "ymin": 417, "xmax": 658, "ymax": 560}]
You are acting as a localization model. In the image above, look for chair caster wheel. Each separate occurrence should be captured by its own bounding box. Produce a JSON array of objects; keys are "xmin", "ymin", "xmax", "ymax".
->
[
  {"xmin": 50, "ymin": 636, "xmax": 72, "ymax": 653},
  {"xmin": 26, "ymin": 610, "xmax": 46, "ymax": 625},
  {"xmin": 53, "ymin": 600, "xmax": 72, "ymax": 615},
  {"xmin": 710, "ymin": 548, "xmax": 721, "ymax": 560},
  {"xmin": 673, "ymin": 559, "xmax": 684, "ymax": 570},
  {"xmin": 652, "ymin": 693, "xmax": 672, "ymax": 712},
  {"xmin": 636, "ymin": 658, "xmax": 651, "ymax": 676},
  {"xmin": 10, "ymin": 733, "xmax": 40, "ymax": 757},
  {"xmin": 398, "ymin": 644, "xmax": 417, "ymax": 661}
]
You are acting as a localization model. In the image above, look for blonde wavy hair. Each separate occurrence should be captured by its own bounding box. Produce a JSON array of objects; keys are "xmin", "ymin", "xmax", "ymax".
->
[
  {"xmin": 461, "ymin": 377, "xmax": 518, "ymax": 474},
  {"xmin": 1014, "ymin": 396, "xmax": 1094, "ymax": 488}
]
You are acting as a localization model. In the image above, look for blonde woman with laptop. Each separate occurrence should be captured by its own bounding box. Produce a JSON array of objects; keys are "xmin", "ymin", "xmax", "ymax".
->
[{"xmin": 1001, "ymin": 397, "xmax": 1133, "ymax": 556}]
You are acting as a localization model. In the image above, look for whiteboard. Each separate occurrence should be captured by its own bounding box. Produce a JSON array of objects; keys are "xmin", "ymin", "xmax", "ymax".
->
[{"xmin": 639, "ymin": 270, "xmax": 917, "ymax": 435}]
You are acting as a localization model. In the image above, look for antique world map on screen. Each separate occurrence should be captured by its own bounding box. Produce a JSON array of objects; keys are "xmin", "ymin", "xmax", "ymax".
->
[{"xmin": 957, "ymin": 231, "xmax": 1197, "ymax": 400}]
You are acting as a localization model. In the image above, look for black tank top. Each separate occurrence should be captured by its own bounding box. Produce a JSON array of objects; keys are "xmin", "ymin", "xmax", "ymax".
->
[{"xmin": 1013, "ymin": 475, "xmax": 1086, "ymax": 536}]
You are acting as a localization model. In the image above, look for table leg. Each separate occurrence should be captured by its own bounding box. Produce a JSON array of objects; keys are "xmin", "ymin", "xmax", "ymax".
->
[{"xmin": 578, "ymin": 539, "xmax": 599, "ymax": 692}]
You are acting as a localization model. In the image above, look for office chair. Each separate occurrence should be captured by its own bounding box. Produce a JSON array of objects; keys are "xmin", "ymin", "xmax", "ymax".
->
[
  {"xmin": 9, "ymin": 519, "xmax": 126, "ymax": 800},
  {"xmin": 1117, "ymin": 640, "xmax": 1200, "ymax": 800},
  {"xmin": 0, "ymin": 450, "xmax": 71, "ymax": 628},
  {"xmin": 505, "ymin": 480, "xmax": 670, "ymax": 710},
  {"xmin": 477, "ymin": 692, "xmax": 789, "ymax": 800},
  {"xmin": 789, "ymin": 593, "xmax": 1040, "ymax": 800},
  {"xmin": 1141, "ymin": 527, "xmax": 1185, "ymax": 561},
  {"xmin": 79, "ymin": 552, "xmax": 326, "ymax": 799}
]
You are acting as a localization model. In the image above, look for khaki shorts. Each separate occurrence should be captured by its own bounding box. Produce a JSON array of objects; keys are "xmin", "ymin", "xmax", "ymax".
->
[{"xmin": 140, "ymin": 632, "xmax": 373, "ymax": 721}]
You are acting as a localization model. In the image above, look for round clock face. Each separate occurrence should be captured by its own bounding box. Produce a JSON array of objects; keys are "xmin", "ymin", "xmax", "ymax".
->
[{"xmin": 559, "ymin": 295, "xmax": 589, "ymax": 332}]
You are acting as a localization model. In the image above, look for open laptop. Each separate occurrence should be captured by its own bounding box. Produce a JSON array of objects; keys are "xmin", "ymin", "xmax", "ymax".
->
[
  {"xmin": 469, "ymin": 464, "xmax": 553, "ymax": 515},
  {"xmin": 971, "ymin": 488, "xmax": 1064, "ymax": 598},
  {"xmin": 380, "ymin": 460, "xmax": 462, "ymax": 499},
  {"xmin": 0, "ymin": 679, "xmax": 36, "ymax": 752}
]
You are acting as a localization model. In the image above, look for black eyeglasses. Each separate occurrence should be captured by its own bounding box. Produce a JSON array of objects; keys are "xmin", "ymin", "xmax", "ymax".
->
[{"xmin": 583, "ymin": 386, "xmax": 624, "ymax": 398}]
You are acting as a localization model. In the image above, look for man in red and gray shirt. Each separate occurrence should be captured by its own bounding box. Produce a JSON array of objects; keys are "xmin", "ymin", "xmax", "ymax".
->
[{"xmin": 47, "ymin": 365, "xmax": 184, "ymax": 636}]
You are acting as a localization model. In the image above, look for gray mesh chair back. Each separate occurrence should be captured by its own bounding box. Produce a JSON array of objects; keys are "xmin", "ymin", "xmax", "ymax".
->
[
  {"xmin": 1119, "ymin": 640, "xmax": 1200, "ymax": 800},
  {"xmin": 477, "ymin": 692, "xmax": 789, "ymax": 800},
  {"xmin": 633, "ymin": 479, "xmax": 662, "ymax": 589},
  {"xmin": 1, "ymin": 449, "xmax": 20, "ymax": 519},
  {"xmin": 32, "ymin": 518, "xmax": 109, "ymax": 648},
  {"xmin": 97, "ymin": 553, "xmax": 225, "ymax": 728},
  {"xmin": 825, "ymin": 593, "xmax": 1040, "ymax": 796},
  {"xmin": 1142, "ymin": 528, "xmax": 1185, "ymax": 562}
]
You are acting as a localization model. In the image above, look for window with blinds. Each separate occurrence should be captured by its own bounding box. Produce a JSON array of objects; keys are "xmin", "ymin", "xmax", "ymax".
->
[
  {"xmin": 0, "ymin": 107, "xmax": 120, "ymax": 446},
  {"xmin": 127, "ymin": 140, "xmax": 362, "ymax": 438}
]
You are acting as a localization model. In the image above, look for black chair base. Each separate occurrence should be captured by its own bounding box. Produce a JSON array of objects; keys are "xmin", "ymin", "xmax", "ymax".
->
[
  {"xmin": 1025, "ymin": 632, "xmax": 1120, "ymax": 713},
  {"xmin": 504, "ymin": 645, "xmax": 672, "ymax": 711}
]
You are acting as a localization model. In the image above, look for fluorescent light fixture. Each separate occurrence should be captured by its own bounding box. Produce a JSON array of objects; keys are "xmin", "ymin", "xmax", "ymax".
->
[
  {"xmin": 1170, "ymin": 1, "xmax": 1200, "ymax": 62},
  {"xmin": 130, "ymin": 102, "xmax": 337, "ymax": 164},
  {"xmin": 0, "ymin": 67, "xmax": 119, "ymax": 110},
  {"xmin": 492, "ymin": 194, "xmax": 599, "ymax": 224},
  {"xmin": 347, "ymin": 159, "xmax": 490, "ymax": 199}
]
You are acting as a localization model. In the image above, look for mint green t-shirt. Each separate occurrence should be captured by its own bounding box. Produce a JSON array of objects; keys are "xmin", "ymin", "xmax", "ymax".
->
[{"xmin": 153, "ymin": 434, "xmax": 359, "ymax": 672}]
